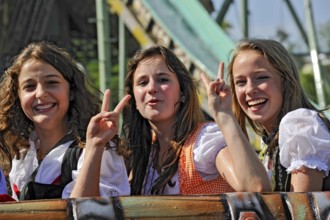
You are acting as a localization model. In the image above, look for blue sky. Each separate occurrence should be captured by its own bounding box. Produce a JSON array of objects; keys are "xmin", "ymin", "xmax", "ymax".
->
[{"xmin": 211, "ymin": 0, "xmax": 330, "ymax": 52}]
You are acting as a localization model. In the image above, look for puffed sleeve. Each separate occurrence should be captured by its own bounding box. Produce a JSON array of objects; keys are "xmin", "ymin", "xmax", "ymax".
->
[
  {"xmin": 62, "ymin": 146, "xmax": 130, "ymax": 198},
  {"xmin": 279, "ymin": 108, "xmax": 330, "ymax": 176},
  {"xmin": 194, "ymin": 123, "xmax": 227, "ymax": 181}
]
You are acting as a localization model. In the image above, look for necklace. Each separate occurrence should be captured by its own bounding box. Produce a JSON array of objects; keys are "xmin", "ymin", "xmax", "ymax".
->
[{"xmin": 261, "ymin": 128, "xmax": 278, "ymax": 145}]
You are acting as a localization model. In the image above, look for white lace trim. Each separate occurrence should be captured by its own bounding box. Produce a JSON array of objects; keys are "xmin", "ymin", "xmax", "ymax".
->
[{"xmin": 287, "ymin": 159, "xmax": 329, "ymax": 176}]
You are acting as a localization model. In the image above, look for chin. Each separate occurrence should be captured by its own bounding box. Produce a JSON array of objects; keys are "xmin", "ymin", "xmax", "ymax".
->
[{"xmin": 248, "ymin": 114, "xmax": 264, "ymax": 123}]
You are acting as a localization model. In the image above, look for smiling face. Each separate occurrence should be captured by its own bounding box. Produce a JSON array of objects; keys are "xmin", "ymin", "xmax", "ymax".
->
[
  {"xmin": 232, "ymin": 50, "xmax": 283, "ymax": 132},
  {"xmin": 18, "ymin": 58, "xmax": 70, "ymax": 133},
  {"xmin": 133, "ymin": 55, "xmax": 180, "ymax": 127}
]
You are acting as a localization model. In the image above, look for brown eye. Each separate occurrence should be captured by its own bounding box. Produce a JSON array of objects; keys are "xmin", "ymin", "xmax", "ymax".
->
[
  {"xmin": 138, "ymin": 80, "xmax": 148, "ymax": 86},
  {"xmin": 235, "ymin": 80, "xmax": 246, "ymax": 86},
  {"xmin": 257, "ymin": 76, "xmax": 269, "ymax": 80},
  {"xmin": 46, "ymin": 80, "xmax": 59, "ymax": 85},
  {"xmin": 158, "ymin": 77, "xmax": 169, "ymax": 83},
  {"xmin": 22, "ymin": 84, "xmax": 36, "ymax": 90}
]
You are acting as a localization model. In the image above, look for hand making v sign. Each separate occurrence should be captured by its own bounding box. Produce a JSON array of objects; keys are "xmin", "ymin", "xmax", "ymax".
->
[
  {"xmin": 201, "ymin": 62, "xmax": 232, "ymax": 118},
  {"xmin": 86, "ymin": 89, "xmax": 131, "ymax": 148},
  {"xmin": 71, "ymin": 89, "xmax": 131, "ymax": 198},
  {"xmin": 200, "ymin": 62, "xmax": 272, "ymax": 192}
]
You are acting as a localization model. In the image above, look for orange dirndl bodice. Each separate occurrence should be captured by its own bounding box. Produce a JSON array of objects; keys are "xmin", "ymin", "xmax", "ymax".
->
[{"xmin": 178, "ymin": 123, "xmax": 235, "ymax": 194}]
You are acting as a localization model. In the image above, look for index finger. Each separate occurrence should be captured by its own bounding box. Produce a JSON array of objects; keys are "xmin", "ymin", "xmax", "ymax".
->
[
  {"xmin": 113, "ymin": 95, "xmax": 131, "ymax": 113},
  {"xmin": 218, "ymin": 62, "xmax": 225, "ymax": 81},
  {"xmin": 101, "ymin": 89, "xmax": 110, "ymax": 112}
]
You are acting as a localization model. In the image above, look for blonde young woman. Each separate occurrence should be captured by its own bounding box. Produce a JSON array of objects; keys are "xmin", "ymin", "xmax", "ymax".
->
[{"xmin": 227, "ymin": 39, "xmax": 330, "ymax": 191}]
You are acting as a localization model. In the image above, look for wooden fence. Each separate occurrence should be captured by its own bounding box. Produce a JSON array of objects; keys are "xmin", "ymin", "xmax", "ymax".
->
[{"xmin": 0, "ymin": 192, "xmax": 329, "ymax": 219}]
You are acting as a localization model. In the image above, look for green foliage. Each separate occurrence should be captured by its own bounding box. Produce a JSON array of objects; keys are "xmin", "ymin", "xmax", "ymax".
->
[
  {"xmin": 300, "ymin": 71, "xmax": 317, "ymax": 103},
  {"xmin": 85, "ymin": 61, "xmax": 121, "ymax": 107},
  {"xmin": 300, "ymin": 64, "xmax": 330, "ymax": 106},
  {"xmin": 86, "ymin": 60, "xmax": 100, "ymax": 90},
  {"xmin": 109, "ymin": 64, "xmax": 120, "ymax": 106}
]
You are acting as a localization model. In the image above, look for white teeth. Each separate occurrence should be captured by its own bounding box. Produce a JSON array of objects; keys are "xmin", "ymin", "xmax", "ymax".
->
[
  {"xmin": 35, "ymin": 103, "xmax": 53, "ymax": 110},
  {"xmin": 248, "ymin": 99, "xmax": 266, "ymax": 106}
]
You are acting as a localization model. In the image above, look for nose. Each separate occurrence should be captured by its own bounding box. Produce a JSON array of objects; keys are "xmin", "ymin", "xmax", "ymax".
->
[
  {"xmin": 246, "ymin": 80, "xmax": 257, "ymax": 95},
  {"xmin": 35, "ymin": 84, "xmax": 47, "ymax": 98},
  {"xmin": 147, "ymin": 79, "xmax": 158, "ymax": 94}
]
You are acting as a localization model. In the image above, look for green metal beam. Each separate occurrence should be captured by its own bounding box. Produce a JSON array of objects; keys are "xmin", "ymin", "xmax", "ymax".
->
[
  {"xmin": 241, "ymin": 0, "xmax": 248, "ymax": 38},
  {"xmin": 215, "ymin": 0, "xmax": 234, "ymax": 25},
  {"xmin": 96, "ymin": 0, "xmax": 111, "ymax": 95},
  {"xmin": 304, "ymin": 0, "xmax": 326, "ymax": 108},
  {"xmin": 283, "ymin": 0, "xmax": 309, "ymax": 47}
]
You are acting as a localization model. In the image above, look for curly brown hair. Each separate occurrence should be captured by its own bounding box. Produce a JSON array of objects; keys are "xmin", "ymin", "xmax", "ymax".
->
[{"xmin": 0, "ymin": 41, "xmax": 101, "ymax": 167}]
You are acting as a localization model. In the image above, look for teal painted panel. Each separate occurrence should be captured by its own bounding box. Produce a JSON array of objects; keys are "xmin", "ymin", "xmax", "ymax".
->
[
  {"xmin": 141, "ymin": 0, "xmax": 235, "ymax": 78},
  {"xmin": 169, "ymin": 0, "xmax": 235, "ymax": 62}
]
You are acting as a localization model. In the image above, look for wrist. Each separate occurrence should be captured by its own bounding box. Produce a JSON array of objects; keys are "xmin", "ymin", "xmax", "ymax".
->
[
  {"xmin": 85, "ymin": 140, "xmax": 105, "ymax": 154},
  {"xmin": 214, "ymin": 111, "xmax": 234, "ymax": 124}
]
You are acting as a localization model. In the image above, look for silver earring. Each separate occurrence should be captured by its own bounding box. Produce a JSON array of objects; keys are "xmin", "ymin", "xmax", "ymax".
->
[{"xmin": 181, "ymin": 95, "xmax": 186, "ymax": 103}]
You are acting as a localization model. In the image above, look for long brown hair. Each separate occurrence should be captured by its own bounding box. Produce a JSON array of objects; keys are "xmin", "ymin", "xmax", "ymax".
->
[
  {"xmin": 0, "ymin": 41, "xmax": 101, "ymax": 165},
  {"xmin": 121, "ymin": 46, "xmax": 205, "ymax": 194}
]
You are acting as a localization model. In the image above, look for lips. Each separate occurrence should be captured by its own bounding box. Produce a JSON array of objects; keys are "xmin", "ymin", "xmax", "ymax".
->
[
  {"xmin": 147, "ymin": 98, "xmax": 161, "ymax": 106},
  {"xmin": 34, "ymin": 103, "xmax": 55, "ymax": 111},
  {"xmin": 247, "ymin": 98, "xmax": 267, "ymax": 107}
]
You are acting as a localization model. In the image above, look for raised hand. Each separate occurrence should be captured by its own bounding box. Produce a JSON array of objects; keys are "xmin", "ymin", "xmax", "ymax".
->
[
  {"xmin": 200, "ymin": 62, "xmax": 232, "ymax": 117},
  {"xmin": 86, "ymin": 89, "xmax": 130, "ymax": 148},
  {"xmin": 71, "ymin": 89, "xmax": 130, "ymax": 198}
]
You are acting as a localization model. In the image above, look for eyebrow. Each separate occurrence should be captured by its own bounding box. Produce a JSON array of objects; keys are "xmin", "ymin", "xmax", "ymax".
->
[
  {"xmin": 43, "ymin": 73, "xmax": 64, "ymax": 78},
  {"xmin": 135, "ymin": 71, "xmax": 171, "ymax": 79},
  {"xmin": 20, "ymin": 73, "xmax": 64, "ymax": 84},
  {"xmin": 157, "ymin": 72, "xmax": 171, "ymax": 76}
]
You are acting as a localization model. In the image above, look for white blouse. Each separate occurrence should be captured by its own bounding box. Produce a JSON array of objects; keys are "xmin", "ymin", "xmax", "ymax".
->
[
  {"xmin": 142, "ymin": 122, "xmax": 227, "ymax": 194},
  {"xmin": 9, "ymin": 132, "xmax": 130, "ymax": 200},
  {"xmin": 279, "ymin": 108, "xmax": 330, "ymax": 176}
]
